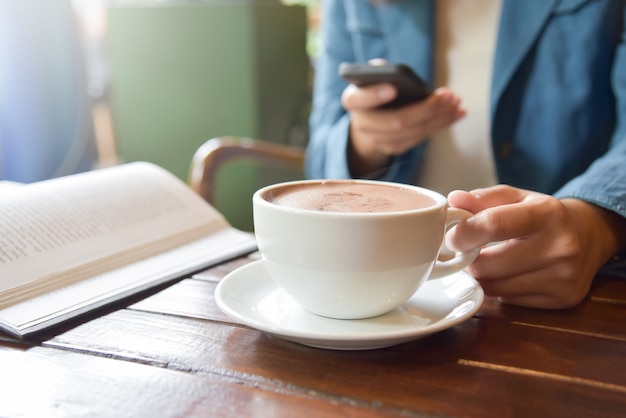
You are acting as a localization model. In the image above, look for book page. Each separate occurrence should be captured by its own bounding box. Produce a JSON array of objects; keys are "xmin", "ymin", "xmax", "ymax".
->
[
  {"xmin": 0, "ymin": 228, "xmax": 257, "ymax": 334},
  {"xmin": 0, "ymin": 162, "xmax": 229, "ymax": 294},
  {"xmin": 0, "ymin": 181, "xmax": 24, "ymax": 192}
]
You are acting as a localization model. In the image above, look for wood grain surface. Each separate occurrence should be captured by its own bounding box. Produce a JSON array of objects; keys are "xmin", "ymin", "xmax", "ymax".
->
[{"xmin": 2, "ymin": 253, "xmax": 625, "ymax": 417}]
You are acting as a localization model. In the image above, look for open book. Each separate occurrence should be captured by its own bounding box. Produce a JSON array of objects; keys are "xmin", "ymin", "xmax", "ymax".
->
[{"xmin": 0, "ymin": 162, "xmax": 257, "ymax": 338}]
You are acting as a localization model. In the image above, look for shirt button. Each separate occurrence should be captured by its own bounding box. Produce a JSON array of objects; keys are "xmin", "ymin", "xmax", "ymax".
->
[{"xmin": 498, "ymin": 142, "xmax": 514, "ymax": 159}]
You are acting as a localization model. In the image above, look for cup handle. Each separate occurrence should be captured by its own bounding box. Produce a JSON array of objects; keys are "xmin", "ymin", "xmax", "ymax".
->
[{"xmin": 429, "ymin": 208, "xmax": 480, "ymax": 279}]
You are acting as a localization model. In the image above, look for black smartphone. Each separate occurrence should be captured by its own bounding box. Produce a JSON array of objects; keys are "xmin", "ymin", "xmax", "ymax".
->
[{"xmin": 338, "ymin": 62, "xmax": 432, "ymax": 109}]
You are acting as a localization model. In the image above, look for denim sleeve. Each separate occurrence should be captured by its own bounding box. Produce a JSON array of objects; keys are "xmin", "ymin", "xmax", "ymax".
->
[
  {"xmin": 305, "ymin": 0, "xmax": 353, "ymax": 180},
  {"xmin": 305, "ymin": 0, "xmax": 425, "ymax": 183},
  {"xmin": 554, "ymin": 5, "xmax": 626, "ymax": 279},
  {"xmin": 554, "ymin": 138, "xmax": 626, "ymax": 279}
]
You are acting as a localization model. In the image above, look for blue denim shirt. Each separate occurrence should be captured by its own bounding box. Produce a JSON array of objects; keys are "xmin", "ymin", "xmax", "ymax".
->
[{"xmin": 306, "ymin": 0, "xmax": 626, "ymax": 276}]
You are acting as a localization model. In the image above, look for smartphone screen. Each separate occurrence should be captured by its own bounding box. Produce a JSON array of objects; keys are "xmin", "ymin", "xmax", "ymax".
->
[{"xmin": 339, "ymin": 63, "xmax": 432, "ymax": 109}]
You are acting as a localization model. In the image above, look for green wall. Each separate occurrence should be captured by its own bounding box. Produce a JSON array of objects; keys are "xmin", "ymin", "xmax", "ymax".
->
[{"xmin": 107, "ymin": 1, "xmax": 309, "ymax": 181}]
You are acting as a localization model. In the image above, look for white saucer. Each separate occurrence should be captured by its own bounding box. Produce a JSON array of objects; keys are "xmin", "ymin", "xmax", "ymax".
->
[{"xmin": 215, "ymin": 260, "xmax": 484, "ymax": 350}]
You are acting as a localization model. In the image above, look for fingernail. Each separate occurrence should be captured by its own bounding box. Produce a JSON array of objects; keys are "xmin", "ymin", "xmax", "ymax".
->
[
  {"xmin": 437, "ymin": 90, "xmax": 452, "ymax": 102},
  {"xmin": 378, "ymin": 86, "xmax": 395, "ymax": 100}
]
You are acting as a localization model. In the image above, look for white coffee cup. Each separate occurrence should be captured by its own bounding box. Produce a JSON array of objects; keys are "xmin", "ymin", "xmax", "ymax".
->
[{"xmin": 252, "ymin": 179, "xmax": 480, "ymax": 319}]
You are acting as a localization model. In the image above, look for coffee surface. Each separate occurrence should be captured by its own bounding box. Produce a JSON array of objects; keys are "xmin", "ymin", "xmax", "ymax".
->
[{"xmin": 265, "ymin": 181, "xmax": 435, "ymax": 213}]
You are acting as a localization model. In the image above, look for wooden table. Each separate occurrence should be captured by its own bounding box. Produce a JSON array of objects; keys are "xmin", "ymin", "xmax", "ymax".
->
[{"xmin": 2, "ymin": 252, "xmax": 625, "ymax": 417}]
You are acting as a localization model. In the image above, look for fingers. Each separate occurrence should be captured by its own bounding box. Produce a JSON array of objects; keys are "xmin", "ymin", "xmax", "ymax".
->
[
  {"xmin": 470, "ymin": 258, "xmax": 591, "ymax": 309},
  {"xmin": 446, "ymin": 186, "xmax": 555, "ymax": 252},
  {"xmin": 448, "ymin": 185, "xmax": 528, "ymax": 213},
  {"xmin": 343, "ymin": 84, "xmax": 463, "ymax": 122},
  {"xmin": 342, "ymin": 83, "xmax": 398, "ymax": 110},
  {"xmin": 466, "ymin": 239, "xmax": 589, "ymax": 309},
  {"xmin": 444, "ymin": 184, "xmax": 617, "ymax": 310},
  {"xmin": 445, "ymin": 185, "xmax": 598, "ymax": 309},
  {"xmin": 466, "ymin": 237, "xmax": 574, "ymax": 282},
  {"xmin": 346, "ymin": 87, "xmax": 465, "ymax": 156}
]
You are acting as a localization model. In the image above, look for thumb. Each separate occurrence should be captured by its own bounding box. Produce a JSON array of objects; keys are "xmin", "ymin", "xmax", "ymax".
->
[{"xmin": 341, "ymin": 83, "xmax": 398, "ymax": 111}]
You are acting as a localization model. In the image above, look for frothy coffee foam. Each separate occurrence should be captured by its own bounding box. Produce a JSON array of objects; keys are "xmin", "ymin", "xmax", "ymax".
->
[{"xmin": 265, "ymin": 181, "xmax": 435, "ymax": 213}]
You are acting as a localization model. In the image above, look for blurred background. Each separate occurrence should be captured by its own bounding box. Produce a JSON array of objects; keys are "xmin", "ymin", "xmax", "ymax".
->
[{"xmin": 0, "ymin": 0, "xmax": 320, "ymax": 184}]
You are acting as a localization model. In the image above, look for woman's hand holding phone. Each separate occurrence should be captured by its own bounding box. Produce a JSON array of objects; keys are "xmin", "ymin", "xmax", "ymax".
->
[
  {"xmin": 339, "ymin": 62, "xmax": 433, "ymax": 108},
  {"xmin": 339, "ymin": 61, "xmax": 466, "ymax": 178}
]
